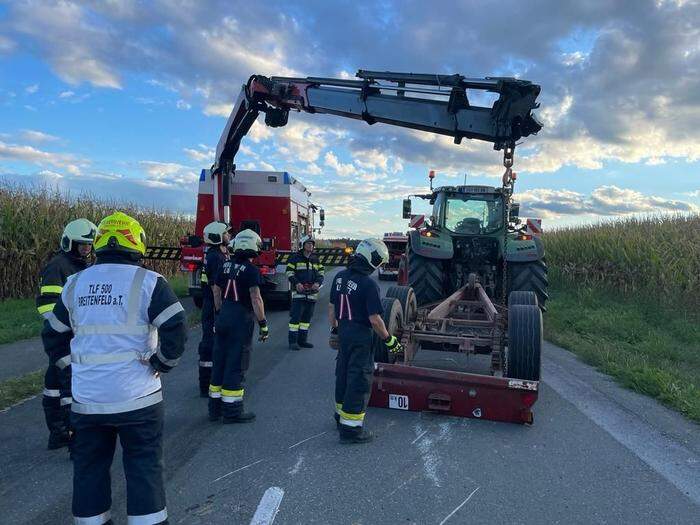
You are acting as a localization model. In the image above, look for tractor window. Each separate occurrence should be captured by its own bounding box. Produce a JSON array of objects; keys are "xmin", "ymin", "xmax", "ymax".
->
[{"xmin": 442, "ymin": 195, "xmax": 503, "ymax": 234}]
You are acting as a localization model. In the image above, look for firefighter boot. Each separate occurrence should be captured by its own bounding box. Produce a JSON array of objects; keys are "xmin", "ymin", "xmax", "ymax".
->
[
  {"xmin": 288, "ymin": 330, "xmax": 300, "ymax": 351},
  {"xmin": 208, "ymin": 397, "xmax": 222, "ymax": 422},
  {"xmin": 339, "ymin": 425, "xmax": 374, "ymax": 444},
  {"xmin": 298, "ymin": 331, "xmax": 314, "ymax": 349},
  {"xmin": 199, "ymin": 366, "xmax": 211, "ymax": 398},
  {"xmin": 222, "ymin": 402, "xmax": 256, "ymax": 424}
]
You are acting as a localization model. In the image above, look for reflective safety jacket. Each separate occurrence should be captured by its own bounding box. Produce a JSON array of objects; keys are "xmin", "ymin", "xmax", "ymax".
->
[
  {"xmin": 200, "ymin": 246, "xmax": 228, "ymax": 289},
  {"xmin": 286, "ymin": 251, "xmax": 324, "ymax": 301},
  {"xmin": 35, "ymin": 251, "xmax": 87, "ymax": 318},
  {"xmin": 42, "ymin": 257, "xmax": 187, "ymax": 415}
]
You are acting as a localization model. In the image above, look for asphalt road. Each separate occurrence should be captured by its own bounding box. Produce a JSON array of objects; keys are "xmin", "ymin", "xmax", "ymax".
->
[{"xmin": 1, "ymin": 272, "xmax": 698, "ymax": 524}]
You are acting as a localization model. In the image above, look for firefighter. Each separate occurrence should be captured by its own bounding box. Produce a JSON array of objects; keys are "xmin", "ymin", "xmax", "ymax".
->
[
  {"xmin": 286, "ymin": 235, "xmax": 324, "ymax": 351},
  {"xmin": 209, "ymin": 229, "xmax": 269, "ymax": 423},
  {"xmin": 198, "ymin": 221, "xmax": 231, "ymax": 397},
  {"xmin": 328, "ymin": 239, "xmax": 403, "ymax": 444},
  {"xmin": 42, "ymin": 211, "xmax": 187, "ymax": 525},
  {"xmin": 36, "ymin": 218, "xmax": 96, "ymax": 450}
]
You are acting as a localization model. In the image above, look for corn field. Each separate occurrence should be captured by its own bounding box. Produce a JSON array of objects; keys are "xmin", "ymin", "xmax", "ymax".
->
[
  {"xmin": 545, "ymin": 214, "xmax": 700, "ymax": 306},
  {"xmin": 0, "ymin": 182, "xmax": 194, "ymax": 300}
]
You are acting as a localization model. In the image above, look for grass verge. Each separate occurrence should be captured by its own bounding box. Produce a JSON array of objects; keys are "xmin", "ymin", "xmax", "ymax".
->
[
  {"xmin": 0, "ymin": 369, "xmax": 44, "ymax": 411},
  {"xmin": 0, "ymin": 273, "xmax": 190, "ymax": 346},
  {"xmin": 545, "ymin": 278, "xmax": 700, "ymax": 422},
  {"xmin": 0, "ymin": 298, "xmax": 44, "ymax": 345}
]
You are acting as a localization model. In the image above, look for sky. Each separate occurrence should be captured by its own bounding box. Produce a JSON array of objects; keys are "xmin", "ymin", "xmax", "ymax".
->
[{"xmin": 0, "ymin": 0, "xmax": 699, "ymax": 238}]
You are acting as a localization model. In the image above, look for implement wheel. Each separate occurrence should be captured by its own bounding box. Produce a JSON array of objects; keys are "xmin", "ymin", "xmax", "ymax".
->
[
  {"xmin": 386, "ymin": 285, "xmax": 418, "ymax": 323},
  {"xmin": 373, "ymin": 298, "xmax": 404, "ymax": 364},
  {"xmin": 506, "ymin": 305, "xmax": 542, "ymax": 381},
  {"xmin": 508, "ymin": 290, "xmax": 538, "ymax": 307}
]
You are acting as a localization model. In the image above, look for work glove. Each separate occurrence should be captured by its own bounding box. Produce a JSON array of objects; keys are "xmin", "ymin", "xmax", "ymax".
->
[
  {"xmin": 149, "ymin": 353, "xmax": 172, "ymax": 374},
  {"xmin": 329, "ymin": 326, "xmax": 339, "ymax": 350},
  {"xmin": 258, "ymin": 319, "xmax": 269, "ymax": 342},
  {"xmin": 384, "ymin": 335, "xmax": 404, "ymax": 354}
]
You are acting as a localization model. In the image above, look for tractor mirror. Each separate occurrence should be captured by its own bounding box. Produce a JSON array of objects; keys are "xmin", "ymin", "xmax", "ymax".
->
[
  {"xmin": 402, "ymin": 199, "xmax": 412, "ymax": 219},
  {"xmin": 510, "ymin": 203, "xmax": 520, "ymax": 221}
]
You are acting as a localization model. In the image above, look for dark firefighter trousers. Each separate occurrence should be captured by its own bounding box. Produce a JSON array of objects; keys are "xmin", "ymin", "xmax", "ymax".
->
[
  {"xmin": 210, "ymin": 302, "xmax": 254, "ymax": 419},
  {"xmin": 335, "ymin": 320, "xmax": 374, "ymax": 432},
  {"xmin": 198, "ymin": 287, "xmax": 216, "ymax": 395},
  {"xmin": 71, "ymin": 402, "xmax": 166, "ymax": 524},
  {"xmin": 43, "ymin": 357, "xmax": 71, "ymax": 441},
  {"xmin": 288, "ymin": 298, "xmax": 315, "ymax": 345}
]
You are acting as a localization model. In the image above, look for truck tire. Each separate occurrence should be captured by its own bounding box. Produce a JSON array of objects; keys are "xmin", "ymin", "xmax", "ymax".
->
[
  {"xmin": 386, "ymin": 285, "xmax": 418, "ymax": 323},
  {"xmin": 507, "ymin": 260, "xmax": 548, "ymax": 311},
  {"xmin": 373, "ymin": 297, "xmax": 404, "ymax": 364},
  {"xmin": 508, "ymin": 290, "xmax": 538, "ymax": 307},
  {"xmin": 407, "ymin": 245, "xmax": 443, "ymax": 306},
  {"xmin": 506, "ymin": 304, "xmax": 542, "ymax": 381}
]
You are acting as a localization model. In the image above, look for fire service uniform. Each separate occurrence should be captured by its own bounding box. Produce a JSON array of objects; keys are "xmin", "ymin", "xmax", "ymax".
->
[
  {"xmin": 42, "ymin": 212, "xmax": 186, "ymax": 525},
  {"xmin": 209, "ymin": 229, "xmax": 268, "ymax": 423},
  {"xmin": 286, "ymin": 236, "xmax": 324, "ymax": 350},
  {"xmin": 36, "ymin": 218, "xmax": 96, "ymax": 450},
  {"xmin": 330, "ymin": 238, "xmax": 401, "ymax": 444},
  {"xmin": 198, "ymin": 222, "xmax": 230, "ymax": 397}
]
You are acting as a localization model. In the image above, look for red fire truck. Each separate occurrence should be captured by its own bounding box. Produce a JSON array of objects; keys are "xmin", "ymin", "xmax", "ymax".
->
[
  {"xmin": 377, "ymin": 232, "xmax": 408, "ymax": 281},
  {"xmin": 179, "ymin": 169, "xmax": 322, "ymax": 307}
]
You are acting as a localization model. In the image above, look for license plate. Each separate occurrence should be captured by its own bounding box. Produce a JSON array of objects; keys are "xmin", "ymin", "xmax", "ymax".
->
[{"xmin": 388, "ymin": 394, "xmax": 409, "ymax": 410}]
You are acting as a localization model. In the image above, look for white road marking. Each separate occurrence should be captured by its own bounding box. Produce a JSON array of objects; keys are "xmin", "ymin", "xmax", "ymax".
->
[
  {"xmin": 288, "ymin": 454, "xmax": 304, "ymax": 475},
  {"xmin": 288, "ymin": 430, "xmax": 327, "ymax": 449},
  {"xmin": 0, "ymin": 394, "xmax": 39, "ymax": 413},
  {"xmin": 212, "ymin": 459, "xmax": 265, "ymax": 483},
  {"xmin": 438, "ymin": 487, "xmax": 480, "ymax": 525},
  {"xmin": 543, "ymin": 359, "xmax": 700, "ymax": 505},
  {"xmin": 250, "ymin": 486, "xmax": 284, "ymax": 525},
  {"xmin": 411, "ymin": 429, "xmax": 428, "ymax": 445}
]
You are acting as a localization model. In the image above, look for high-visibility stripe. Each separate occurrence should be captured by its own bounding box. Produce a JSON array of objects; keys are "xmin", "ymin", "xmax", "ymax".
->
[
  {"xmin": 199, "ymin": 361, "xmax": 213, "ymax": 367},
  {"xmin": 288, "ymin": 323, "xmax": 299, "ymax": 332},
  {"xmin": 43, "ymin": 388, "xmax": 60, "ymax": 397},
  {"xmin": 74, "ymin": 324, "xmax": 150, "ymax": 336},
  {"xmin": 46, "ymin": 312, "xmax": 71, "ymax": 333},
  {"xmin": 299, "ymin": 322, "xmax": 310, "ymax": 330},
  {"xmin": 156, "ymin": 348, "xmax": 179, "ymax": 367},
  {"xmin": 335, "ymin": 402, "xmax": 342, "ymax": 414},
  {"xmin": 73, "ymin": 351, "xmax": 139, "ymax": 365},
  {"xmin": 37, "ymin": 303, "xmax": 55, "ymax": 315},
  {"xmin": 72, "ymin": 390, "xmax": 162, "ymax": 415},
  {"xmin": 152, "ymin": 302, "xmax": 184, "ymax": 327},
  {"xmin": 338, "ymin": 409, "xmax": 365, "ymax": 421},
  {"xmin": 56, "ymin": 355, "xmax": 72, "ymax": 369},
  {"xmin": 74, "ymin": 509, "xmax": 112, "ymax": 524},
  {"xmin": 40, "ymin": 285, "xmax": 63, "ymax": 294},
  {"xmin": 200, "ymin": 274, "xmax": 209, "ymax": 284},
  {"xmin": 209, "ymin": 385, "xmax": 222, "ymax": 398},
  {"xmin": 339, "ymin": 417, "xmax": 363, "ymax": 427},
  {"xmin": 61, "ymin": 396, "xmax": 72, "ymax": 406},
  {"xmin": 127, "ymin": 508, "xmax": 167, "ymax": 525},
  {"xmin": 221, "ymin": 388, "xmax": 244, "ymax": 403},
  {"xmin": 286, "ymin": 263, "xmax": 297, "ymax": 270}
]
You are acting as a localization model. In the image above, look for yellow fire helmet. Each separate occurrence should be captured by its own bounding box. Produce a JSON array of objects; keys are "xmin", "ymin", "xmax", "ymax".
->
[{"xmin": 94, "ymin": 211, "xmax": 147, "ymax": 256}]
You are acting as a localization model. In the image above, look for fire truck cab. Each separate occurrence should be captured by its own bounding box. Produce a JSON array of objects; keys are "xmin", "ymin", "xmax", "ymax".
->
[
  {"xmin": 180, "ymin": 169, "xmax": 319, "ymax": 307},
  {"xmin": 378, "ymin": 232, "xmax": 408, "ymax": 281}
]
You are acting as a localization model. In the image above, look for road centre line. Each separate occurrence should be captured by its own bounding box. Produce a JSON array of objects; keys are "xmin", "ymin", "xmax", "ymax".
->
[
  {"xmin": 411, "ymin": 429, "xmax": 429, "ymax": 445},
  {"xmin": 288, "ymin": 430, "xmax": 327, "ymax": 449},
  {"xmin": 212, "ymin": 459, "xmax": 265, "ymax": 483}
]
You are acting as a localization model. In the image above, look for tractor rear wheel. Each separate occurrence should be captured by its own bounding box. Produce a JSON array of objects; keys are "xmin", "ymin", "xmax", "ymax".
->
[
  {"xmin": 386, "ymin": 285, "xmax": 418, "ymax": 323},
  {"xmin": 373, "ymin": 298, "xmax": 404, "ymax": 364},
  {"xmin": 407, "ymin": 245, "xmax": 443, "ymax": 306},
  {"xmin": 507, "ymin": 260, "xmax": 548, "ymax": 311},
  {"xmin": 506, "ymin": 304, "xmax": 542, "ymax": 381}
]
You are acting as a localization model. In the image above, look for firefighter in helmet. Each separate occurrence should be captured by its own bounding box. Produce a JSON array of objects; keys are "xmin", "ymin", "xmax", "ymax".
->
[
  {"xmin": 36, "ymin": 218, "xmax": 96, "ymax": 451},
  {"xmin": 42, "ymin": 211, "xmax": 187, "ymax": 524},
  {"xmin": 209, "ymin": 229, "xmax": 269, "ymax": 423},
  {"xmin": 197, "ymin": 221, "xmax": 231, "ymax": 397},
  {"xmin": 286, "ymin": 235, "xmax": 324, "ymax": 350},
  {"xmin": 329, "ymin": 238, "xmax": 403, "ymax": 444}
]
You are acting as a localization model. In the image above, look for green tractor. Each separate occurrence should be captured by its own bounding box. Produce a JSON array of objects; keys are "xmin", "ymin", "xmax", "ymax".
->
[{"xmin": 398, "ymin": 179, "xmax": 548, "ymax": 310}]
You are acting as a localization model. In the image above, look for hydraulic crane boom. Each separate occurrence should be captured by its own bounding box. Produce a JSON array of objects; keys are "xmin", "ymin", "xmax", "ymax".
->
[{"xmin": 212, "ymin": 70, "xmax": 542, "ymax": 223}]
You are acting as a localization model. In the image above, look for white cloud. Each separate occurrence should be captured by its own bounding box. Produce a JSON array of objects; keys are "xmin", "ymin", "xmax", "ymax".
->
[
  {"xmin": 0, "ymin": 140, "xmax": 84, "ymax": 175},
  {"xmin": 324, "ymin": 152, "xmax": 356, "ymax": 177},
  {"xmin": 304, "ymin": 163, "xmax": 323, "ymax": 175},
  {"xmin": 519, "ymin": 185, "xmax": 699, "ymax": 218},
  {"xmin": 183, "ymin": 145, "xmax": 215, "ymax": 163},
  {"xmin": 176, "ymin": 99, "xmax": 191, "ymax": 110},
  {"xmin": 139, "ymin": 161, "xmax": 200, "ymax": 189},
  {"xmin": 204, "ymin": 103, "xmax": 233, "ymax": 117},
  {"xmin": 0, "ymin": 34, "xmax": 16, "ymax": 54},
  {"xmin": 59, "ymin": 90, "xmax": 75, "ymax": 98},
  {"xmin": 20, "ymin": 130, "xmax": 59, "ymax": 143},
  {"xmin": 25, "ymin": 83, "xmax": 39, "ymax": 94}
]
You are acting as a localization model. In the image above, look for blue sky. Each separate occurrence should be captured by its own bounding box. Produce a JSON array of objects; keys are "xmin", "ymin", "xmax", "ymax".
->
[{"xmin": 1, "ymin": 0, "xmax": 698, "ymax": 237}]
